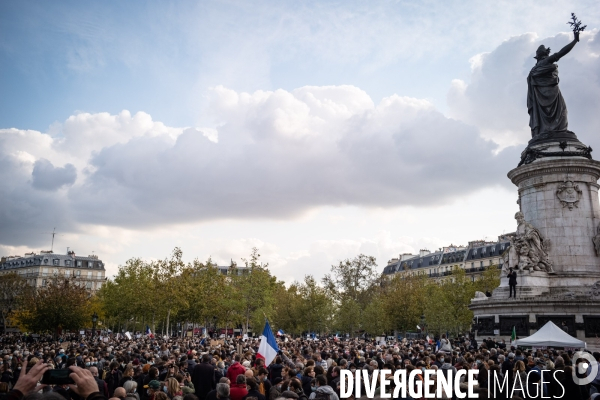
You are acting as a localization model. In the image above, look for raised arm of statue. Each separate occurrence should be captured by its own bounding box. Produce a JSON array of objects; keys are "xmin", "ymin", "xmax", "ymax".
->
[{"xmin": 548, "ymin": 32, "xmax": 579, "ymax": 63}]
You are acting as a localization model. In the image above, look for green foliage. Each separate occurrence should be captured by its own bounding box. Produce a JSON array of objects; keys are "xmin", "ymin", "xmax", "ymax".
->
[
  {"xmin": 16, "ymin": 276, "xmax": 91, "ymax": 336},
  {"xmin": 93, "ymin": 248, "xmax": 496, "ymax": 338},
  {"xmin": 236, "ymin": 248, "xmax": 278, "ymax": 333},
  {"xmin": 323, "ymin": 254, "xmax": 379, "ymax": 336},
  {"xmin": 0, "ymin": 272, "xmax": 30, "ymax": 332}
]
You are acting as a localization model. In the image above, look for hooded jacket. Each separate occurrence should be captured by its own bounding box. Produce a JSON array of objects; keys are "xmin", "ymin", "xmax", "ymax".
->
[{"xmin": 308, "ymin": 385, "xmax": 339, "ymax": 400}]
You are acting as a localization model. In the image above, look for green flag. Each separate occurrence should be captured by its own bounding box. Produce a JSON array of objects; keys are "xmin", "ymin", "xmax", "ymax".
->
[{"xmin": 511, "ymin": 326, "xmax": 516, "ymax": 342}]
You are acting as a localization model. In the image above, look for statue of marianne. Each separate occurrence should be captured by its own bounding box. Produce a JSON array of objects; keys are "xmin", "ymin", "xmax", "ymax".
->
[{"xmin": 527, "ymin": 31, "xmax": 579, "ymax": 138}]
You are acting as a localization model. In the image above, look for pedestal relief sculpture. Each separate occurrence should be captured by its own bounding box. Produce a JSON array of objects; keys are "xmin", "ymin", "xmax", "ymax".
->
[
  {"xmin": 593, "ymin": 224, "xmax": 600, "ymax": 256},
  {"xmin": 556, "ymin": 180, "xmax": 582, "ymax": 210},
  {"xmin": 503, "ymin": 212, "xmax": 554, "ymax": 273}
]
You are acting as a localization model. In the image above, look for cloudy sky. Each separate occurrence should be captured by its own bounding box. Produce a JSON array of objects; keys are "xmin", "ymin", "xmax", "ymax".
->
[{"xmin": 1, "ymin": 1, "xmax": 599, "ymax": 283}]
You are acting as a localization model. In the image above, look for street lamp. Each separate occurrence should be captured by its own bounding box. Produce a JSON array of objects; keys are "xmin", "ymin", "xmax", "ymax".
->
[{"xmin": 91, "ymin": 312, "xmax": 98, "ymax": 338}]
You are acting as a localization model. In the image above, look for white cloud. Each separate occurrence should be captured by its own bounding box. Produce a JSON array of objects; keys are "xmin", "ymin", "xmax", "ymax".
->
[
  {"xmin": 0, "ymin": 84, "xmax": 515, "ymax": 248},
  {"xmin": 67, "ymin": 85, "xmax": 511, "ymax": 228}
]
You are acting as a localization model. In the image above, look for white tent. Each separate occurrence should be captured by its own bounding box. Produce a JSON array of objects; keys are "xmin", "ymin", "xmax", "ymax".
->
[{"xmin": 514, "ymin": 321, "xmax": 585, "ymax": 348}]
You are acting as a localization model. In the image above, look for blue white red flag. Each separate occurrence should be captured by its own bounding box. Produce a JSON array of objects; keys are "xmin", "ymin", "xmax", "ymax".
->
[
  {"xmin": 145, "ymin": 326, "xmax": 154, "ymax": 338},
  {"xmin": 277, "ymin": 329, "xmax": 285, "ymax": 336},
  {"xmin": 257, "ymin": 320, "xmax": 279, "ymax": 367}
]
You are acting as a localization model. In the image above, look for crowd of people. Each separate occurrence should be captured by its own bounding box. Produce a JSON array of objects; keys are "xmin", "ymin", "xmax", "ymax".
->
[{"xmin": 0, "ymin": 332, "xmax": 597, "ymax": 400}]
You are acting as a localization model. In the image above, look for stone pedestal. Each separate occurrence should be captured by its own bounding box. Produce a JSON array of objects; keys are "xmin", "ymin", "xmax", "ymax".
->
[
  {"xmin": 470, "ymin": 295, "xmax": 600, "ymax": 349},
  {"xmin": 470, "ymin": 145, "xmax": 600, "ymax": 348},
  {"xmin": 507, "ymin": 157, "xmax": 600, "ymax": 293},
  {"xmin": 493, "ymin": 271, "xmax": 550, "ymax": 297}
]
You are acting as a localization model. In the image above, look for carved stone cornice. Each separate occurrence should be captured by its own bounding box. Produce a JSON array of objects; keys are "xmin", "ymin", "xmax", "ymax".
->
[{"xmin": 508, "ymin": 158, "xmax": 600, "ymax": 187}]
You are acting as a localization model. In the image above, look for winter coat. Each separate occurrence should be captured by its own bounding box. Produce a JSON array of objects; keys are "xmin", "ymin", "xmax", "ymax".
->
[
  {"xmin": 308, "ymin": 385, "xmax": 339, "ymax": 400},
  {"xmin": 243, "ymin": 389, "xmax": 266, "ymax": 400},
  {"xmin": 191, "ymin": 362, "xmax": 216, "ymax": 400},
  {"xmin": 226, "ymin": 362, "xmax": 246, "ymax": 383},
  {"xmin": 230, "ymin": 383, "xmax": 249, "ymax": 400}
]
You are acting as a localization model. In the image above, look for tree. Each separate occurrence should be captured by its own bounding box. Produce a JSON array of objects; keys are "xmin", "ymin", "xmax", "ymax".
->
[
  {"xmin": 298, "ymin": 275, "xmax": 332, "ymax": 334},
  {"xmin": 235, "ymin": 248, "xmax": 277, "ymax": 334},
  {"xmin": 381, "ymin": 274, "xmax": 428, "ymax": 334},
  {"xmin": 153, "ymin": 248, "xmax": 188, "ymax": 336},
  {"xmin": 16, "ymin": 276, "xmax": 91, "ymax": 337},
  {"xmin": 0, "ymin": 272, "xmax": 30, "ymax": 333},
  {"xmin": 272, "ymin": 282, "xmax": 303, "ymax": 335},
  {"xmin": 323, "ymin": 254, "xmax": 378, "ymax": 336},
  {"xmin": 475, "ymin": 265, "xmax": 501, "ymax": 293},
  {"xmin": 98, "ymin": 257, "xmax": 159, "ymax": 333}
]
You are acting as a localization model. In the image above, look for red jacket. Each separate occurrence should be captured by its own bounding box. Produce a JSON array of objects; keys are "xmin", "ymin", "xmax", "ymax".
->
[
  {"xmin": 227, "ymin": 362, "xmax": 246, "ymax": 382},
  {"xmin": 230, "ymin": 383, "xmax": 249, "ymax": 400}
]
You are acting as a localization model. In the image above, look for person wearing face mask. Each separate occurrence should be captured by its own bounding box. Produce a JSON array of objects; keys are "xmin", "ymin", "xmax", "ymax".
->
[
  {"xmin": 256, "ymin": 368, "xmax": 270, "ymax": 397},
  {"xmin": 300, "ymin": 367, "xmax": 314, "ymax": 397},
  {"xmin": 287, "ymin": 378, "xmax": 307, "ymax": 400},
  {"xmin": 144, "ymin": 379, "xmax": 161, "ymax": 400},
  {"xmin": 269, "ymin": 377, "xmax": 282, "ymax": 400},
  {"xmin": 242, "ymin": 377, "xmax": 265, "ymax": 400},
  {"xmin": 107, "ymin": 361, "xmax": 125, "ymax": 397},
  {"xmin": 89, "ymin": 365, "xmax": 110, "ymax": 397},
  {"xmin": 124, "ymin": 380, "xmax": 140, "ymax": 400},
  {"xmin": 0, "ymin": 362, "xmax": 13, "ymax": 384},
  {"xmin": 165, "ymin": 377, "xmax": 182, "ymax": 399},
  {"xmin": 11, "ymin": 362, "xmax": 22, "ymax": 385}
]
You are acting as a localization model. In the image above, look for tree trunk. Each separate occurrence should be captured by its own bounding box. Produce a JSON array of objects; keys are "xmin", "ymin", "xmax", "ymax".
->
[
  {"xmin": 166, "ymin": 308, "xmax": 171, "ymax": 337},
  {"xmin": 245, "ymin": 310, "xmax": 250, "ymax": 335},
  {"xmin": 152, "ymin": 311, "xmax": 156, "ymax": 334}
]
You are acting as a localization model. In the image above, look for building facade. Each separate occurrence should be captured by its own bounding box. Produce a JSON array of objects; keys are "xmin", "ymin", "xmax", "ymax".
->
[
  {"xmin": 0, "ymin": 251, "xmax": 106, "ymax": 291},
  {"xmin": 382, "ymin": 238, "xmax": 510, "ymax": 281}
]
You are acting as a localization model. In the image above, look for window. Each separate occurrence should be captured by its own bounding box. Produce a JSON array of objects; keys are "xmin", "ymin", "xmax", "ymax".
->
[
  {"xmin": 473, "ymin": 249, "xmax": 477, "ymax": 255},
  {"xmin": 86, "ymin": 281, "xmax": 92, "ymax": 289},
  {"xmin": 42, "ymin": 279, "xmax": 47, "ymax": 287},
  {"xmin": 480, "ymin": 261, "xmax": 484, "ymax": 268},
  {"xmin": 53, "ymin": 259, "xmax": 59, "ymax": 266},
  {"xmin": 87, "ymin": 271, "xmax": 92, "ymax": 279},
  {"xmin": 471, "ymin": 262, "xmax": 474, "ymax": 269},
  {"xmin": 65, "ymin": 260, "xmax": 71, "ymax": 267},
  {"xmin": 76, "ymin": 270, "xmax": 81, "ymax": 277},
  {"xmin": 53, "ymin": 268, "xmax": 58, "ymax": 276},
  {"xmin": 77, "ymin": 261, "xmax": 82, "ymax": 267},
  {"xmin": 42, "ymin": 267, "xmax": 48, "ymax": 276}
]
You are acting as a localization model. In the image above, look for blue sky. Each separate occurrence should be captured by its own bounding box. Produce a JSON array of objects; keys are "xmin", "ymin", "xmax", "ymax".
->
[{"xmin": 1, "ymin": 1, "xmax": 599, "ymax": 281}]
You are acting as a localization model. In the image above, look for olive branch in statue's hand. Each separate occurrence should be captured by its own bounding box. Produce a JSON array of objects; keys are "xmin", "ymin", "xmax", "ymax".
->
[{"xmin": 567, "ymin": 13, "xmax": 586, "ymax": 42}]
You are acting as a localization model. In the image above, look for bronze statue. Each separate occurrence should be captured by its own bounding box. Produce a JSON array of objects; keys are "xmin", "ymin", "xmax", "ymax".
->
[{"xmin": 527, "ymin": 14, "xmax": 585, "ymax": 138}]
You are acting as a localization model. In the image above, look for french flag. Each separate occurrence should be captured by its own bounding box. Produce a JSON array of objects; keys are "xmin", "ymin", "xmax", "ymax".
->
[
  {"xmin": 257, "ymin": 320, "xmax": 279, "ymax": 367},
  {"xmin": 277, "ymin": 329, "xmax": 285, "ymax": 336},
  {"xmin": 146, "ymin": 326, "xmax": 154, "ymax": 338}
]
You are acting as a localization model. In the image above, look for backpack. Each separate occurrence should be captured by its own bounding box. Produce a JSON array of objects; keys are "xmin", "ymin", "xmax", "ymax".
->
[{"xmin": 314, "ymin": 391, "xmax": 330, "ymax": 400}]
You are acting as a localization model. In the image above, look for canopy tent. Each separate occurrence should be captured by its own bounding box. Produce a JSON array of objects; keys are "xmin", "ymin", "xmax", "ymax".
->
[{"xmin": 514, "ymin": 321, "xmax": 585, "ymax": 348}]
